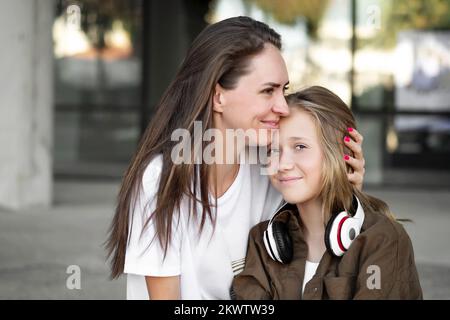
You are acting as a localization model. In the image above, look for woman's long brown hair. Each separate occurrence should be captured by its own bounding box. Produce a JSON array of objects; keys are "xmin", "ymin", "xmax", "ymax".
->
[{"xmin": 105, "ymin": 16, "xmax": 282, "ymax": 279}]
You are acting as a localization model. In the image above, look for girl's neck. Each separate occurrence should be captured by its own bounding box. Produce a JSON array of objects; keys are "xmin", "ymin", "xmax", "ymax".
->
[
  {"xmin": 296, "ymin": 198, "xmax": 325, "ymax": 239},
  {"xmin": 297, "ymin": 198, "xmax": 327, "ymax": 263}
]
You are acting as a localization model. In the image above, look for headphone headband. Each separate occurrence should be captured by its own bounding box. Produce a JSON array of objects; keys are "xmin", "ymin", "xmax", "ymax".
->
[
  {"xmin": 267, "ymin": 201, "xmax": 296, "ymax": 225},
  {"xmin": 351, "ymin": 195, "xmax": 365, "ymax": 227}
]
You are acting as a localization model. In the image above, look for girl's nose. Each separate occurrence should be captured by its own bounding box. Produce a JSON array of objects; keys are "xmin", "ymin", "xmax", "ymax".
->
[{"xmin": 278, "ymin": 152, "xmax": 294, "ymax": 171}]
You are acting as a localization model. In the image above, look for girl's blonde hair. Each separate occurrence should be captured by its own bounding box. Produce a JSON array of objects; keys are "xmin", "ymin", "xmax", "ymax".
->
[{"xmin": 286, "ymin": 86, "xmax": 397, "ymax": 225}]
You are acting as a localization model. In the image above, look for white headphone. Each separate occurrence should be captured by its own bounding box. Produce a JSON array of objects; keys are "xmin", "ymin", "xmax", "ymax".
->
[{"xmin": 263, "ymin": 195, "xmax": 365, "ymax": 263}]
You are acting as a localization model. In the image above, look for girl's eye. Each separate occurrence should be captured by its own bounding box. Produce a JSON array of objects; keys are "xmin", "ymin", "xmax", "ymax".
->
[
  {"xmin": 295, "ymin": 144, "xmax": 306, "ymax": 151},
  {"xmin": 268, "ymin": 148, "xmax": 280, "ymax": 155}
]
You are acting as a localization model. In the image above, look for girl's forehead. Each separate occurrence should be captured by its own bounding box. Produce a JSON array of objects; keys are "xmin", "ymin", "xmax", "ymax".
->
[{"xmin": 278, "ymin": 110, "xmax": 318, "ymax": 140}]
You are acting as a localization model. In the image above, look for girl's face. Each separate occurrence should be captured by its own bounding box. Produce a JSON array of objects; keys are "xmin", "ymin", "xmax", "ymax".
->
[
  {"xmin": 269, "ymin": 109, "xmax": 324, "ymax": 204},
  {"xmin": 214, "ymin": 43, "xmax": 290, "ymax": 146}
]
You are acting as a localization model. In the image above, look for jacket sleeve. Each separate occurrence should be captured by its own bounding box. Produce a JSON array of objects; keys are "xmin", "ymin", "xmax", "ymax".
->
[
  {"xmin": 353, "ymin": 222, "xmax": 423, "ymax": 300},
  {"xmin": 231, "ymin": 224, "xmax": 274, "ymax": 300}
]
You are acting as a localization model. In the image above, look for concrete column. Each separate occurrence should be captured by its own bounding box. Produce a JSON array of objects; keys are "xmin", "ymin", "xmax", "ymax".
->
[{"xmin": 0, "ymin": 0, "xmax": 54, "ymax": 211}]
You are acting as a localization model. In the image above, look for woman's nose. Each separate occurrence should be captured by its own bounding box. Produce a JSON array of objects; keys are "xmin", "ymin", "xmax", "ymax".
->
[{"xmin": 272, "ymin": 94, "xmax": 289, "ymax": 116}]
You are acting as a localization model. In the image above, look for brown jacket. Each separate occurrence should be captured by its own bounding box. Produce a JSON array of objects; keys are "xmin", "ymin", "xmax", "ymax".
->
[{"xmin": 232, "ymin": 207, "xmax": 423, "ymax": 300}]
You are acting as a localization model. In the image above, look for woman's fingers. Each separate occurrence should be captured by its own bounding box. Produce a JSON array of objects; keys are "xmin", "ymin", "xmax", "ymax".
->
[
  {"xmin": 344, "ymin": 128, "xmax": 364, "ymax": 160},
  {"xmin": 344, "ymin": 127, "xmax": 366, "ymax": 190},
  {"xmin": 347, "ymin": 127, "xmax": 364, "ymax": 144},
  {"xmin": 344, "ymin": 154, "xmax": 365, "ymax": 173},
  {"xmin": 347, "ymin": 172, "xmax": 364, "ymax": 190}
]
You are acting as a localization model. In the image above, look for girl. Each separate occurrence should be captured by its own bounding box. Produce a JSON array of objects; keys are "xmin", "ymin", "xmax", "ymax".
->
[
  {"xmin": 232, "ymin": 86, "xmax": 423, "ymax": 299},
  {"xmin": 105, "ymin": 17, "xmax": 366, "ymax": 300}
]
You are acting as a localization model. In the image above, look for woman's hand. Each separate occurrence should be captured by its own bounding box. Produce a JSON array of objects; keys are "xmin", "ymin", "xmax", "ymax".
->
[{"xmin": 343, "ymin": 127, "xmax": 365, "ymax": 190}]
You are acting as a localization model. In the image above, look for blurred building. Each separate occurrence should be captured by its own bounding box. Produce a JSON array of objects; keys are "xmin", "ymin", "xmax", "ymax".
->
[{"xmin": 1, "ymin": 0, "xmax": 449, "ymax": 211}]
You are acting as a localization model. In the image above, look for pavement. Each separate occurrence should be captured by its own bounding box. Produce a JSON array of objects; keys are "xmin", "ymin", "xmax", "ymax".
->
[{"xmin": 0, "ymin": 180, "xmax": 449, "ymax": 299}]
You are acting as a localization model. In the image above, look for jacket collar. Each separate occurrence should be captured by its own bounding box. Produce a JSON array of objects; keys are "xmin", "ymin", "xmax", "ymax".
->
[{"xmin": 273, "ymin": 208, "xmax": 336, "ymax": 299}]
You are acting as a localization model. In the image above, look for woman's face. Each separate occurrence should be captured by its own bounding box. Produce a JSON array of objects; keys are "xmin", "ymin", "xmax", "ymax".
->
[
  {"xmin": 215, "ymin": 43, "xmax": 290, "ymax": 146},
  {"xmin": 269, "ymin": 108, "xmax": 324, "ymax": 204}
]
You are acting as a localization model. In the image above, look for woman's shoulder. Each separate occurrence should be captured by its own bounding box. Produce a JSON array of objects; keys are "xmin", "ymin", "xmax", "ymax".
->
[
  {"xmin": 140, "ymin": 154, "xmax": 164, "ymax": 197},
  {"xmin": 142, "ymin": 154, "xmax": 163, "ymax": 180},
  {"xmin": 143, "ymin": 154, "xmax": 163, "ymax": 179}
]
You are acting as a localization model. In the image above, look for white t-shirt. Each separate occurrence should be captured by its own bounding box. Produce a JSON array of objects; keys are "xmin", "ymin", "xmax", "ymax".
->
[
  {"xmin": 302, "ymin": 260, "xmax": 319, "ymax": 295},
  {"xmin": 124, "ymin": 154, "xmax": 283, "ymax": 299}
]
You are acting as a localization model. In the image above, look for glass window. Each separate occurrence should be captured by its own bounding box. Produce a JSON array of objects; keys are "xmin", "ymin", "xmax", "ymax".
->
[
  {"xmin": 53, "ymin": 0, "xmax": 143, "ymax": 177},
  {"xmin": 353, "ymin": 0, "xmax": 450, "ymax": 112},
  {"xmin": 391, "ymin": 115, "xmax": 450, "ymax": 154}
]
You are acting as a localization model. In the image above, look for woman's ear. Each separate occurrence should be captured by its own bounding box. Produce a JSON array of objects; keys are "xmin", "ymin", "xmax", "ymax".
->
[{"xmin": 213, "ymin": 83, "xmax": 225, "ymax": 113}]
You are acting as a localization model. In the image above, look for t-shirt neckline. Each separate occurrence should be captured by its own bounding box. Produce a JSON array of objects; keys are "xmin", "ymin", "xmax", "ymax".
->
[{"xmin": 212, "ymin": 163, "xmax": 244, "ymax": 205}]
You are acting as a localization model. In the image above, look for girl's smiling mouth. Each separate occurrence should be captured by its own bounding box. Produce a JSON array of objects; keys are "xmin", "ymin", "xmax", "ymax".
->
[{"xmin": 278, "ymin": 176, "xmax": 302, "ymax": 184}]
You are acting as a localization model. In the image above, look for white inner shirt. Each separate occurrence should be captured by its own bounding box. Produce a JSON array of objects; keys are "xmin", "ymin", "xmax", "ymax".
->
[{"xmin": 302, "ymin": 260, "xmax": 320, "ymax": 295}]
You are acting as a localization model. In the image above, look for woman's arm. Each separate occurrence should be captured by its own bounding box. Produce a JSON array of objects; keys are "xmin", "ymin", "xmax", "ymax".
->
[
  {"xmin": 145, "ymin": 275, "xmax": 180, "ymax": 300},
  {"xmin": 344, "ymin": 127, "xmax": 365, "ymax": 190}
]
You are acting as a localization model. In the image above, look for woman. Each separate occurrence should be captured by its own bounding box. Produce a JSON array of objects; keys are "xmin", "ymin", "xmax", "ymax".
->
[
  {"xmin": 232, "ymin": 86, "xmax": 422, "ymax": 299},
  {"xmin": 105, "ymin": 17, "xmax": 366, "ymax": 300}
]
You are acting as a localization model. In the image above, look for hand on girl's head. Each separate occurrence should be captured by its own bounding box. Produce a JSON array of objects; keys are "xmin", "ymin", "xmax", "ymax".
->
[{"xmin": 343, "ymin": 127, "xmax": 365, "ymax": 190}]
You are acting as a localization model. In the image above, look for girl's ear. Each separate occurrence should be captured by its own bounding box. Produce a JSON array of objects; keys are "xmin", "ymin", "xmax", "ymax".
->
[{"xmin": 213, "ymin": 83, "xmax": 225, "ymax": 113}]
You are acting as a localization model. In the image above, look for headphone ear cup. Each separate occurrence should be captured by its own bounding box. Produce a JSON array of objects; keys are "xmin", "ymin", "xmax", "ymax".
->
[
  {"xmin": 324, "ymin": 215, "xmax": 335, "ymax": 256},
  {"xmin": 325, "ymin": 212, "xmax": 349, "ymax": 257},
  {"xmin": 271, "ymin": 221, "xmax": 293, "ymax": 264}
]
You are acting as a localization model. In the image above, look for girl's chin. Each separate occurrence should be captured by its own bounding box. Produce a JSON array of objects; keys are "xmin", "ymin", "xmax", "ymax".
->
[{"xmin": 280, "ymin": 191, "xmax": 312, "ymax": 205}]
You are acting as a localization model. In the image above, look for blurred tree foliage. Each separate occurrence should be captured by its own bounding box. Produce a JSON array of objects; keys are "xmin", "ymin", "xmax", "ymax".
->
[
  {"xmin": 243, "ymin": 0, "xmax": 330, "ymax": 37},
  {"xmin": 374, "ymin": 0, "xmax": 450, "ymax": 48},
  {"xmin": 242, "ymin": 0, "xmax": 450, "ymax": 46},
  {"xmin": 57, "ymin": 0, "xmax": 141, "ymax": 49}
]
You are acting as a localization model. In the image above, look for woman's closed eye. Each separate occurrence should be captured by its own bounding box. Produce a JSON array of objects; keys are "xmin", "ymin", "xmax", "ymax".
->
[{"xmin": 261, "ymin": 88, "xmax": 274, "ymax": 95}]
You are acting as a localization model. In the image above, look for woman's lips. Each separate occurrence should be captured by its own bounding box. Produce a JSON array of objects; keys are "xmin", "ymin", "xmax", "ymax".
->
[{"xmin": 260, "ymin": 120, "xmax": 279, "ymax": 129}]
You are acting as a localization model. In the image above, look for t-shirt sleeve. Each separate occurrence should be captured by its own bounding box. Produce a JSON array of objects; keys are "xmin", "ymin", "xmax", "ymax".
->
[{"xmin": 124, "ymin": 155, "xmax": 182, "ymax": 277}]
